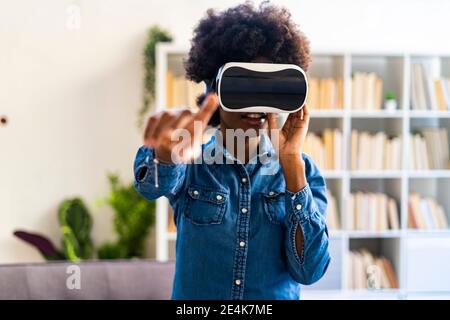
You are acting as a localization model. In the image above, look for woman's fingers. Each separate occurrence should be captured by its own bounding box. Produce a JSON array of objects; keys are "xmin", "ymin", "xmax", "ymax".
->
[
  {"xmin": 282, "ymin": 105, "xmax": 310, "ymax": 141},
  {"xmin": 144, "ymin": 114, "xmax": 159, "ymax": 147},
  {"xmin": 144, "ymin": 94, "xmax": 218, "ymax": 157},
  {"xmin": 267, "ymin": 113, "xmax": 278, "ymax": 130},
  {"xmin": 193, "ymin": 93, "xmax": 219, "ymax": 127},
  {"xmin": 286, "ymin": 105, "xmax": 309, "ymax": 127},
  {"xmin": 171, "ymin": 109, "xmax": 193, "ymax": 128},
  {"xmin": 160, "ymin": 109, "xmax": 194, "ymax": 147},
  {"xmin": 149, "ymin": 111, "xmax": 177, "ymax": 148},
  {"xmin": 292, "ymin": 105, "xmax": 310, "ymax": 140},
  {"xmin": 267, "ymin": 113, "xmax": 278, "ymax": 140}
]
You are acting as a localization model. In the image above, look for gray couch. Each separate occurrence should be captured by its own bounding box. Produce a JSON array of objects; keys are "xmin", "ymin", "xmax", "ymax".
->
[{"xmin": 0, "ymin": 260, "xmax": 175, "ymax": 299}]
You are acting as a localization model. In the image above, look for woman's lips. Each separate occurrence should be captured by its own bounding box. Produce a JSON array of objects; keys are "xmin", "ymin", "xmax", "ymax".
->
[{"xmin": 241, "ymin": 113, "xmax": 267, "ymax": 126}]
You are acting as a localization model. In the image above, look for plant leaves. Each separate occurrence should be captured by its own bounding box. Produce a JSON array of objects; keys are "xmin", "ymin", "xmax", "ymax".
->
[{"xmin": 13, "ymin": 230, "xmax": 64, "ymax": 260}]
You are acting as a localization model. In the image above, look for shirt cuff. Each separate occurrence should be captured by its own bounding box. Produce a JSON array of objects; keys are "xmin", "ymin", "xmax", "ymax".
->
[
  {"xmin": 285, "ymin": 183, "xmax": 316, "ymax": 224},
  {"xmin": 134, "ymin": 147, "xmax": 184, "ymax": 184}
]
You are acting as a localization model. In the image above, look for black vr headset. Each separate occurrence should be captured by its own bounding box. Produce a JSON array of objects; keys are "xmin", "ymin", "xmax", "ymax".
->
[{"xmin": 208, "ymin": 62, "xmax": 308, "ymax": 113}]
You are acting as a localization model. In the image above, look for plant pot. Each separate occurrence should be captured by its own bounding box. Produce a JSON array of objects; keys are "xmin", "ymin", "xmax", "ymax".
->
[{"xmin": 384, "ymin": 99, "xmax": 397, "ymax": 111}]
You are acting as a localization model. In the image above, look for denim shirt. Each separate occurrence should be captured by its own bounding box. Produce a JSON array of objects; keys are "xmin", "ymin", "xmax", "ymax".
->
[{"xmin": 133, "ymin": 132, "xmax": 330, "ymax": 300}]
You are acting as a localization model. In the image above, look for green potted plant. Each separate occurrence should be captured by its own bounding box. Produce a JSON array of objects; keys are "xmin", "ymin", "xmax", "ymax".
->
[
  {"xmin": 97, "ymin": 174, "xmax": 156, "ymax": 259},
  {"xmin": 138, "ymin": 25, "xmax": 173, "ymax": 128},
  {"xmin": 384, "ymin": 91, "xmax": 397, "ymax": 111},
  {"xmin": 14, "ymin": 197, "xmax": 94, "ymax": 262}
]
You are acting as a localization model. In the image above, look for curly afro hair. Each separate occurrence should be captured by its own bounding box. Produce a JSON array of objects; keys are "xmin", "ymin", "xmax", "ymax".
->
[{"xmin": 184, "ymin": 1, "xmax": 311, "ymax": 126}]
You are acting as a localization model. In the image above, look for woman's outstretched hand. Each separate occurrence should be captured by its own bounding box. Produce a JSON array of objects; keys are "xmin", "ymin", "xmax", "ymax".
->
[{"xmin": 143, "ymin": 94, "xmax": 219, "ymax": 164}]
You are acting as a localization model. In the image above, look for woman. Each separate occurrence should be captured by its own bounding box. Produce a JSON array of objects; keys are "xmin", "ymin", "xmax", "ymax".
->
[{"xmin": 134, "ymin": 2, "xmax": 330, "ymax": 300}]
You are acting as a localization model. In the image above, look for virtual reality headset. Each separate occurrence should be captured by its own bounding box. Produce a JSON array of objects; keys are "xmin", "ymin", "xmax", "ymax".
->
[{"xmin": 209, "ymin": 62, "xmax": 308, "ymax": 113}]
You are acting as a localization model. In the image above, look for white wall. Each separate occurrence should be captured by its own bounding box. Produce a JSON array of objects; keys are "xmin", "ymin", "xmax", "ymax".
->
[{"xmin": 1, "ymin": 0, "xmax": 450, "ymax": 263}]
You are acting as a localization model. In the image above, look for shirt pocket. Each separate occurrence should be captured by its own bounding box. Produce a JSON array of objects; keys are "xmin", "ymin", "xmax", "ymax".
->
[
  {"xmin": 262, "ymin": 190, "xmax": 286, "ymax": 225},
  {"xmin": 184, "ymin": 185, "xmax": 228, "ymax": 225}
]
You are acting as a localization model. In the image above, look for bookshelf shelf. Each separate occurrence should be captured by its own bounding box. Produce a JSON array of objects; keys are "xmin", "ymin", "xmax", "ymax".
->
[
  {"xmin": 409, "ymin": 110, "xmax": 450, "ymax": 118},
  {"xmin": 408, "ymin": 170, "xmax": 450, "ymax": 178},
  {"xmin": 154, "ymin": 43, "xmax": 450, "ymax": 298},
  {"xmin": 347, "ymin": 230, "xmax": 402, "ymax": 239},
  {"xmin": 350, "ymin": 110, "xmax": 403, "ymax": 118},
  {"xmin": 310, "ymin": 110, "xmax": 345, "ymax": 118},
  {"xmin": 329, "ymin": 230, "xmax": 345, "ymax": 238},
  {"xmin": 349, "ymin": 170, "xmax": 403, "ymax": 179},
  {"xmin": 322, "ymin": 170, "xmax": 345, "ymax": 179},
  {"xmin": 406, "ymin": 229, "xmax": 450, "ymax": 237}
]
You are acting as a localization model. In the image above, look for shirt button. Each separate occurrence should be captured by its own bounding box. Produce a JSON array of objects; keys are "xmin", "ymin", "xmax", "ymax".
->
[
  {"xmin": 269, "ymin": 191, "xmax": 275, "ymax": 196},
  {"xmin": 241, "ymin": 208, "xmax": 248, "ymax": 214},
  {"xmin": 193, "ymin": 190, "xmax": 199, "ymax": 196},
  {"xmin": 296, "ymin": 204, "xmax": 302, "ymax": 210},
  {"xmin": 239, "ymin": 241, "xmax": 246, "ymax": 247},
  {"xmin": 235, "ymin": 279, "xmax": 241, "ymax": 285},
  {"xmin": 241, "ymin": 177, "xmax": 247, "ymax": 183},
  {"xmin": 216, "ymin": 195, "xmax": 223, "ymax": 201}
]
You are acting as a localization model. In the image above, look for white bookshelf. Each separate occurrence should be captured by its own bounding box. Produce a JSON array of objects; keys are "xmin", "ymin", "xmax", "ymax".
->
[{"xmin": 154, "ymin": 43, "xmax": 450, "ymax": 299}]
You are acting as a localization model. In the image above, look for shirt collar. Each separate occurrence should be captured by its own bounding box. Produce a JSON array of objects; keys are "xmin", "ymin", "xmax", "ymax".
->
[{"xmin": 209, "ymin": 129, "xmax": 275, "ymax": 164}]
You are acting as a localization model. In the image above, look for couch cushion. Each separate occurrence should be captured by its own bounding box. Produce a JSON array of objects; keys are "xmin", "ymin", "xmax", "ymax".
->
[{"xmin": 0, "ymin": 260, "xmax": 175, "ymax": 300}]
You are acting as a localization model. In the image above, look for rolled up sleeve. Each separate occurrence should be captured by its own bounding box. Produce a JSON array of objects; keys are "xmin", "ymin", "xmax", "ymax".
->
[{"xmin": 283, "ymin": 155, "xmax": 330, "ymax": 285}]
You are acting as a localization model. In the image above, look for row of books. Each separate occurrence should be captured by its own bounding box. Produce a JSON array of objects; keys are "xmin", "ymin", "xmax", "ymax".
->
[
  {"xmin": 166, "ymin": 69, "xmax": 450, "ymax": 112},
  {"xmin": 307, "ymin": 77, "xmax": 344, "ymax": 109},
  {"xmin": 351, "ymin": 130, "xmax": 402, "ymax": 170},
  {"xmin": 347, "ymin": 192, "xmax": 400, "ymax": 231},
  {"xmin": 166, "ymin": 71, "xmax": 204, "ymax": 110},
  {"xmin": 408, "ymin": 193, "xmax": 448, "ymax": 230},
  {"xmin": 351, "ymin": 72, "xmax": 384, "ymax": 110},
  {"xmin": 326, "ymin": 189, "xmax": 340, "ymax": 230},
  {"xmin": 304, "ymin": 129, "xmax": 343, "ymax": 170},
  {"xmin": 411, "ymin": 63, "xmax": 450, "ymax": 110},
  {"xmin": 409, "ymin": 128, "xmax": 450, "ymax": 170},
  {"xmin": 168, "ymin": 191, "xmax": 448, "ymax": 233},
  {"xmin": 348, "ymin": 249, "xmax": 398, "ymax": 289}
]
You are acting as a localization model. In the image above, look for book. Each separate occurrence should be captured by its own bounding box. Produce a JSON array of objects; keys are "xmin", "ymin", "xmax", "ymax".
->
[
  {"xmin": 348, "ymin": 192, "xmax": 399, "ymax": 231},
  {"xmin": 410, "ymin": 133, "xmax": 432, "ymax": 170},
  {"xmin": 351, "ymin": 130, "xmax": 402, "ymax": 170},
  {"xmin": 375, "ymin": 258, "xmax": 391, "ymax": 289},
  {"xmin": 333, "ymin": 128, "xmax": 343, "ymax": 170},
  {"xmin": 307, "ymin": 77, "xmax": 344, "ymax": 109},
  {"xmin": 350, "ymin": 130, "xmax": 358, "ymax": 170},
  {"xmin": 408, "ymin": 193, "xmax": 448, "ymax": 230},
  {"xmin": 349, "ymin": 249, "xmax": 398, "ymax": 289},
  {"xmin": 304, "ymin": 129, "xmax": 343, "ymax": 171},
  {"xmin": 381, "ymin": 257, "xmax": 399, "ymax": 288},
  {"xmin": 442, "ymin": 79, "xmax": 450, "ymax": 109},
  {"xmin": 323, "ymin": 129, "xmax": 334, "ymax": 170},
  {"xmin": 307, "ymin": 78, "xmax": 320, "ymax": 109},
  {"xmin": 413, "ymin": 63, "xmax": 428, "ymax": 110},
  {"xmin": 410, "ymin": 63, "xmax": 450, "ymax": 111},
  {"xmin": 410, "ymin": 128, "xmax": 450, "ymax": 170},
  {"xmin": 388, "ymin": 198, "xmax": 400, "ymax": 230},
  {"xmin": 326, "ymin": 189, "xmax": 340, "ymax": 230},
  {"xmin": 435, "ymin": 79, "xmax": 448, "ymax": 110},
  {"xmin": 347, "ymin": 193, "xmax": 355, "ymax": 231},
  {"xmin": 424, "ymin": 63, "xmax": 438, "ymax": 110},
  {"xmin": 351, "ymin": 72, "xmax": 384, "ymax": 110}
]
